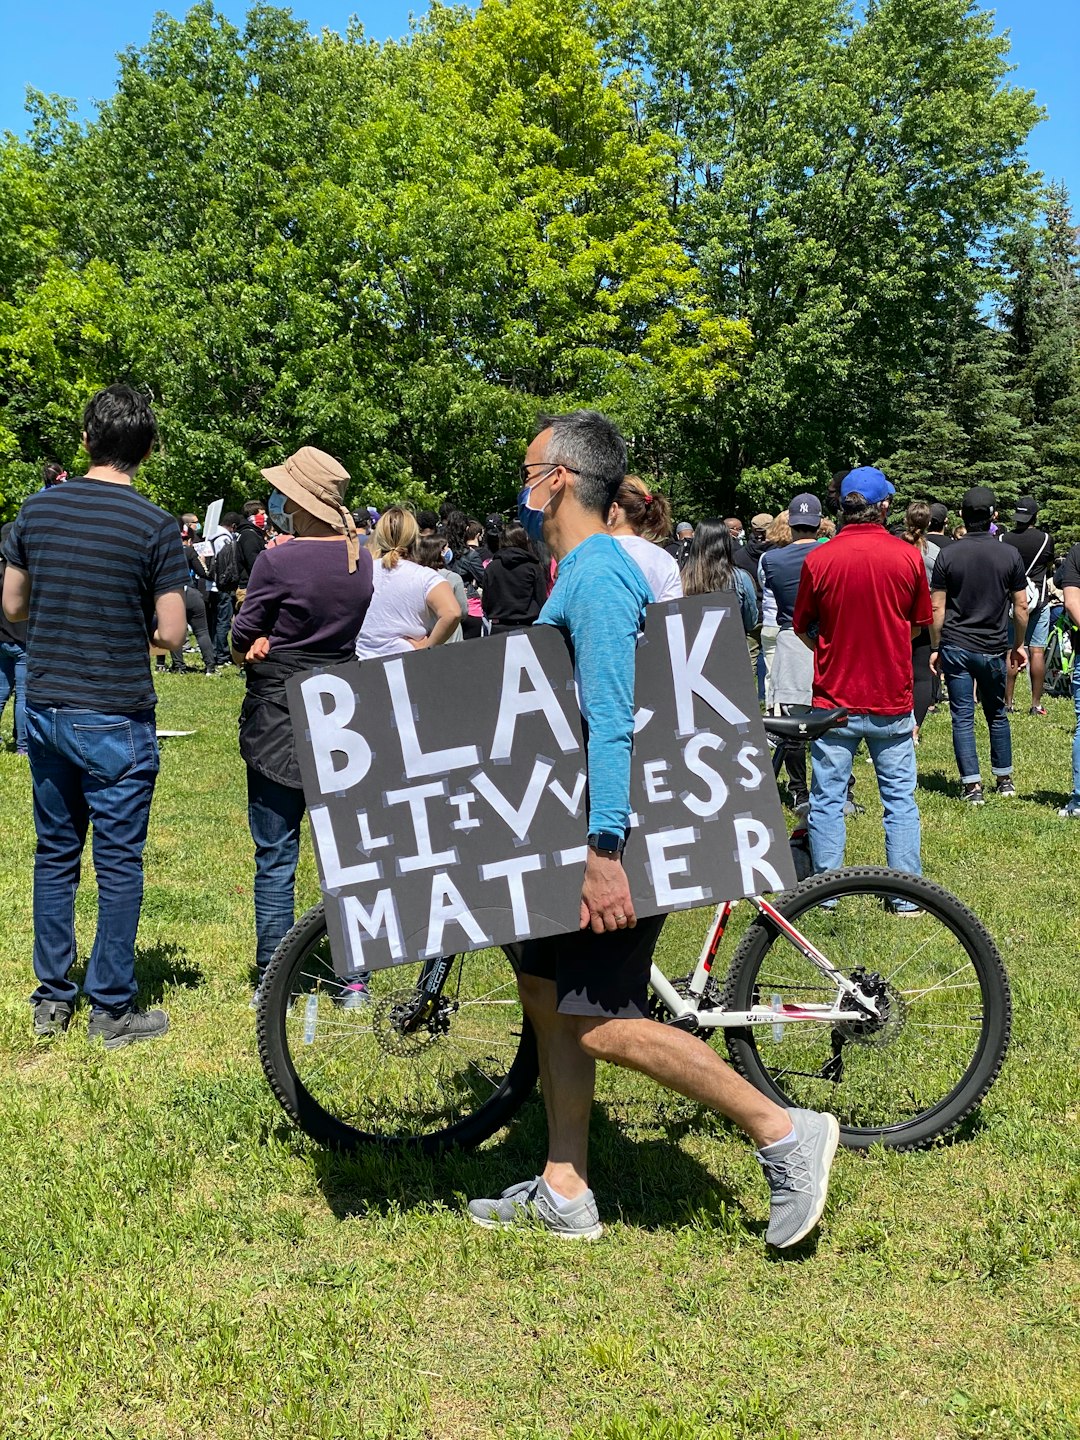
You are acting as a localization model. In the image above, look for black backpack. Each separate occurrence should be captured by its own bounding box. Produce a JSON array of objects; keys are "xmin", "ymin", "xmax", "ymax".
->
[{"xmin": 212, "ymin": 536, "xmax": 241, "ymax": 592}]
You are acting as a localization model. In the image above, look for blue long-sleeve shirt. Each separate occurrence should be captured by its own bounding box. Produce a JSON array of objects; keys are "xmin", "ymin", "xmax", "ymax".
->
[{"xmin": 539, "ymin": 533, "xmax": 653, "ymax": 834}]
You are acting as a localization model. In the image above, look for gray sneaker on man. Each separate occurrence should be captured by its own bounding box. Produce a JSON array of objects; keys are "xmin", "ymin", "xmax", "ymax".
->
[
  {"xmin": 32, "ymin": 999, "xmax": 74, "ymax": 1038},
  {"xmin": 88, "ymin": 1005, "xmax": 169, "ymax": 1050},
  {"xmin": 468, "ymin": 1176, "xmax": 603, "ymax": 1240},
  {"xmin": 758, "ymin": 1109, "xmax": 840, "ymax": 1248}
]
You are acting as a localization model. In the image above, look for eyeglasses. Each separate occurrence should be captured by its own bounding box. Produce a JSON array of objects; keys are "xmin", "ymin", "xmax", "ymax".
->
[{"xmin": 518, "ymin": 461, "xmax": 581, "ymax": 487}]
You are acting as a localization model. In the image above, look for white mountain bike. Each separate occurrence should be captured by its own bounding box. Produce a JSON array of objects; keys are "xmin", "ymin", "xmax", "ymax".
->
[{"xmin": 257, "ymin": 710, "xmax": 1012, "ymax": 1155}]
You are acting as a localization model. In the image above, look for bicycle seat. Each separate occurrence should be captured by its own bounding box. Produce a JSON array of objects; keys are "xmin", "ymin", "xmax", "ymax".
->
[{"xmin": 762, "ymin": 708, "xmax": 850, "ymax": 741}]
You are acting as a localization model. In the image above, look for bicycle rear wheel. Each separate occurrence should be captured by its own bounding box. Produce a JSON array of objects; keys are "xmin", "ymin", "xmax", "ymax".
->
[
  {"xmin": 256, "ymin": 904, "xmax": 538, "ymax": 1154},
  {"xmin": 721, "ymin": 868, "xmax": 1011, "ymax": 1150}
]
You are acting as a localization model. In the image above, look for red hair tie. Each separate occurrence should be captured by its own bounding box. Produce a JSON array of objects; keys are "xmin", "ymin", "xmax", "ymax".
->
[{"xmin": 642, "ymin": 491, "xmax": 653, "ymax": 504}]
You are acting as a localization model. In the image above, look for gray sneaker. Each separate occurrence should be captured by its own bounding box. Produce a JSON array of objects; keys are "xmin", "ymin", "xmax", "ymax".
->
[
  {"xmin": 32, "ymin": 999, "xmax": 73, "ymax": 1038},
  {"xmin": 468, "ymin": 1176, "xmax": 603, "ymax": 1240},
  {"xmin": 758, "ymin": 1109, "xmax": 840, "ymax": 1248},
  {"xmin": 88, "ymin": 1006, "xmax": 169, "ymax": 1050}
]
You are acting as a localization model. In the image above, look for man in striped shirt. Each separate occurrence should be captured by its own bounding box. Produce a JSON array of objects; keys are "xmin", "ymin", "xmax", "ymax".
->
[{"xmin": 2, "ymin": 385, "xmax": 189, "ymax": 1047}]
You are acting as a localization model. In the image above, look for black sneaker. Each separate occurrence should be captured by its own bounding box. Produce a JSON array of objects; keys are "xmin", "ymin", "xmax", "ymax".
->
[
  {"xmin": 32, "ymin": 999, "xmax": 73, "ymax": 1037},
  {"xmin": 792, "ymin": 792, "xmax": 810, "ymax": 817},
  {"xmin": 995, "ymin": 777, "xmax": 1016, "ymax": 798},
  {"xmin": 88, "ymin": 1006, "xmax": 169, "ymax": 1050},
  {"xmin": 962, "ymin": 783, "xmax": 985, "ymax": 806}
]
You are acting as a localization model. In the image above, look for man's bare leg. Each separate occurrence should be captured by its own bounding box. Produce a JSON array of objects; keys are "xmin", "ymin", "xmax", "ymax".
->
[
  {"xmin": 574, "ymin": 1015, "xmax": 793, "ymax": 1149},
  {"xmin": 517, "ymin": 973, "xmax": 594, "ymax": 1199},
  {"xmin": 1029, "ymin": 645, "xmax": 1046, "ymax": 707}
]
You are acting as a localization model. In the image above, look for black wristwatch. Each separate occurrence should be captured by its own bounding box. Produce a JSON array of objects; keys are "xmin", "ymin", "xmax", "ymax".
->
[{"xmin": 587, "ymin": 831, "xmax": 625, "ymax": 858}]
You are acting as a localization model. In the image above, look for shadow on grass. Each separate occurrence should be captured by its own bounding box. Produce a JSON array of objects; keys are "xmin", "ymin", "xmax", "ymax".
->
[
  {"xmin": 306, "ymin": 1097, "xmax": 751, "ymax": 1234},
  {"xmin": 1022, "ymin": 788, "xmax": 1071, "ymax": 808},
  {"xmin": 915, "ymin": 768, "xmax": 959, "ymax": 799},
  {"xmin": 134, "ymin": 942, "xmax": 203, "ymax": 1003}
]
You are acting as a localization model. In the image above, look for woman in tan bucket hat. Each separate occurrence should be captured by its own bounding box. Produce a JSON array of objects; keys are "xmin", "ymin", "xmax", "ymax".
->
[{"xmin": 231, "ymin": 447, "xmax": 375, "ymax": 1006}]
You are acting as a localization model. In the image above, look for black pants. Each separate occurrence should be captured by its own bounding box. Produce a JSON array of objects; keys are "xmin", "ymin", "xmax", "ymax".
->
[
  {"xmin": 172, "ymin": 589, "xmax": 215, "ymax": 671},
  {"xmin": 912, "ymin": 631, "xmax": 933, "ymax": 728}
]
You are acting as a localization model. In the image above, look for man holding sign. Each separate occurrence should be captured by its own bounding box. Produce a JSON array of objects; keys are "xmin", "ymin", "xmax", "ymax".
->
[{"xmin": 467, "ymin": 412, "xmax": 840, "ymax": 1247}]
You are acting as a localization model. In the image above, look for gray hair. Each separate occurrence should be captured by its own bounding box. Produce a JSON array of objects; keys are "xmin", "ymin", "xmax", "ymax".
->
[{"xmin": 535, "ymin": 409, "xmax": 627, "ymax": 515}]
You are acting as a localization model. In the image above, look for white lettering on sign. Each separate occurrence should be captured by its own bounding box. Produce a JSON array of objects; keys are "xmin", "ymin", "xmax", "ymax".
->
[
  {"xmin": 681, "ymin": 734, "xmax": 729, "ymax": 818},
  {"xmin": 448, "ymin": 791, "xmax": 481, "ymax": 831},
  {"xmin": 734, "ymin": 817, "xmax": 785, "ymax": 893},
  {"xmin": 301, "ymin": 673, "xmax": 373, "ymax": 795},
  {"xmin": 490, "ymin": 633, "xmax": 580, "ymax": 761},
  {"xmin": 736, "ymin": 743, "xmax": 765, "ymax": 790},
  {"xmin": 385, "ymin": 658, "xmax": 481, "ymax": 778},
  {"xmin": 385, "ymin": 781, "xmax": 458, "ymax": 873},
  {"xmin": 556, "ymin": 846, "xmax": 589, "ymax": 867},
  {"xmin": 471, "ymin": 758, "xmax": 554, "ymax": 841},
  {"xmin": 308, "ymin": 805, "xmax": 382, "ymax": 889},
  {"xmin": 548, "ymin": 770, "xmax": 587, "ymax": 817},
  {"xmin": 645, "ymin": 828, "xmax": 706, "ymax": 907},
  {"xmin": 666, "ymin": 611, "xmax": 750, "ymax": 735},
  {"xmin": 358, "ymin": 810, "xmax": 392, "ymax": 851},
  {"xmin": 479, "ymin": 854, "xmax": 545, "ymax": 936},
  {"xmin": 643, "ymin": 758, "xmax": 673, "ymax": 804},
  {"xmin": 422, "ymin": 872, "xmax": 490, "ymax": 957},
  {"xmin": 341, "ymin": 889, "xmax": 405, "ymax": 967}
]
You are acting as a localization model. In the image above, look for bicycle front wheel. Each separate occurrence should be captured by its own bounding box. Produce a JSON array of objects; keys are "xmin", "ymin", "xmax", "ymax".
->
[
  {"xmin": 721, "ymin": 868, "xmax": 1011, "ymax": 1150},
  {"xmin": 256, "ymin": 905, "xmax": 538, "ymax": 1154}
]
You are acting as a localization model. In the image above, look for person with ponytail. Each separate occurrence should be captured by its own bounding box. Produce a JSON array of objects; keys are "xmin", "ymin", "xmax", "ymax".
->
[
  {"xmin": 902, "ymin": 501, "xmax": 940, "ymax": 737},
  {"xmin": 605, "ymin": 475, "xmax": 682, "ymax": 601},
  {"xmin": 355, "ymin": 507, "xmax": 463, "ymax": 658}
]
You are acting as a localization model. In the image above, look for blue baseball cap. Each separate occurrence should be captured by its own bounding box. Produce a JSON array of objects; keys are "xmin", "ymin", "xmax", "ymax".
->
[{"xmin": 840, "ymin": 466, "xmax": 895, "ymax": 504}]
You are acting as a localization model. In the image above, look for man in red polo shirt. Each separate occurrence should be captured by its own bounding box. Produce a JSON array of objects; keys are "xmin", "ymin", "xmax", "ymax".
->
[{"xmin": 793, "ymin": 467, "xmax": 932, "ymax": 882}]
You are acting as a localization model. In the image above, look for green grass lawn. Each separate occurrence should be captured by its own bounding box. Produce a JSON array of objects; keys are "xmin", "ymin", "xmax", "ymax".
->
[{"xmin": 0, "ymin": 669, "xmax": 1077, "ymax": 1440}]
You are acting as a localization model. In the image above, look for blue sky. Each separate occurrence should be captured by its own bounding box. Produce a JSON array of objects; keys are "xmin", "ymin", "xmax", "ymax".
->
[{"xmin": 1, "ymin": 0, "xmax": 1077, "ymax": 202}]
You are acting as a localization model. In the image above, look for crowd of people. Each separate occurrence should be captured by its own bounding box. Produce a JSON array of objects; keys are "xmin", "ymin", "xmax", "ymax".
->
[{"xmin": 3, "ymin": 384, "xmax": 1080, "ymax": 1246}]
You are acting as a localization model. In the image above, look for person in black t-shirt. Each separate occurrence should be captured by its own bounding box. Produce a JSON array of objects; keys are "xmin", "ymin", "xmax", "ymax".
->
[
  {"xmin": 926, "ymin": 502, "xmax": 955, "ymax": 551},
  {"xmin": 1058, "ymin": 543, "xmax": 1080, "ymax": 818},
  {"xmin": 929, "ymin": 486, "xmax": 1027, "ymax": 805},
  {"xmin": 1002, "ymin": 496, "xmax": 1054, "ymax": 715},
  {"xmin": 2, "ymin": 385, "xmax": 189, "ymax": 1046}
]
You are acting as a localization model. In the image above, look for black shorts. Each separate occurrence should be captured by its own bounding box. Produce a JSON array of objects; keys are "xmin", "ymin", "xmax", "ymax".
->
[{"xmin": 506, "ymin": 914, "xmax": 666, "ymax": 1020}]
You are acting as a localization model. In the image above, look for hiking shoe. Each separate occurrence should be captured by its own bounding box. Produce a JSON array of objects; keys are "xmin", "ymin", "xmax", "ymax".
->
[
  {"xmin": 758, "ymin": 1109, "xmax": 840, "ymax": 1248},
  {"xmin": 88, "ymin": 1006, "xmax": 169, "ymax": 1050},
  {"xmin": 962, "ymin": 783, "xmax": 985, "ymax": 806},
  {"xmin": 32, "ymin": 999, "xmax": 73, "ymax": 1037},
  {"xmin": 994, "ymin": 777, "xmax": 1016, "ymax": 798},
  {"xmin": 468, "ymin": 1176, "xmax": 603, "ymax": 1240},
  {"xmin": 1058, "ymin": 800, "xmax": 1080, "ymax": 819},
  {"xmin": 335, "ymin": 978, "xmax": 371, "ymax": 1009},
  {"xmin": 1029, "ymin": 704, "xmax": 1047, "ymax": 717}
]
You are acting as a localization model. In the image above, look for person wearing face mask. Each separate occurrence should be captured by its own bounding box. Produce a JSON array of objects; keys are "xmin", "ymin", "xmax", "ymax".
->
[
  {"xmin": 467, "ymin": 410, "xmax": 840, "ymax": 1250},
  {"xmin": 234, "ymin": 500, "xmax": 267, "ymax": 605},
  {"xmin": 230, "ymin": 448, "xmax": 373, "ymax": 1005}
]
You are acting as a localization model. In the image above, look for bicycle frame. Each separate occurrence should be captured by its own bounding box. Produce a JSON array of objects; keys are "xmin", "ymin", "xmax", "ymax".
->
[{"xmin": 647, "ymin": 897, "xmax": 884, "ymax": 1030}]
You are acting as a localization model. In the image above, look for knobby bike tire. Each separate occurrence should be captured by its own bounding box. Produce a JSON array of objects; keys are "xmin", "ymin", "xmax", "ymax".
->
[
  {"xmin": 720, "ymin": 867, "xmax": 1011, "ymax": 1150},
  {"xmin": 256, "ymin": 904, "xmax": 539, "ymax": 1155}
]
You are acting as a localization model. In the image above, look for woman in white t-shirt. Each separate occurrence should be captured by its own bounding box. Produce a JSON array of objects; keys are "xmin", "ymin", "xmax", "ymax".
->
[
  {"xmin": 605, "ymin": 475, "xmax": 683, "ymax": 602},
  {"xmin": 355, "ymin": 508, "xmax": 462, "ymax": 659}
]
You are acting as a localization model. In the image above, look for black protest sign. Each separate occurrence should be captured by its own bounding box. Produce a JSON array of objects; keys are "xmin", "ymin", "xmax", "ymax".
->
[
  {"xmin": 623, "ymin": 592, "xmax": 795, "ymax": 912},
  {"xmin": 287, "ymin": 627, "xmax": 590, "ymax": 974},
  {"xmin": 286, "ymin": 595, "xmax": 795, "ymax": 976}
]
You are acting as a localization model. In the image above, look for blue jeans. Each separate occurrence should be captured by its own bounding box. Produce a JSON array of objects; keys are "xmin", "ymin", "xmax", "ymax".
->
[
  {"xmin": 25, "ymin": 704, "xmax": 159, "ymax": 1013},
  {"xmin": 0, "ymin": 640, "xmax": 27, "ymax": 751},
  {"xmin": 809, "ymin": 712, "xmax": 922, "ymax": 876},
  {"xmin": 248, "ymin": 768, "xmax": 306, "ymax": 976},
  {"xmin": 939, "ymin": 645, "xmax": 1011, "ymax": 784},
  {"xmin": 212, "ymin": 592, "xmax": 234, "ymax": 666}
]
